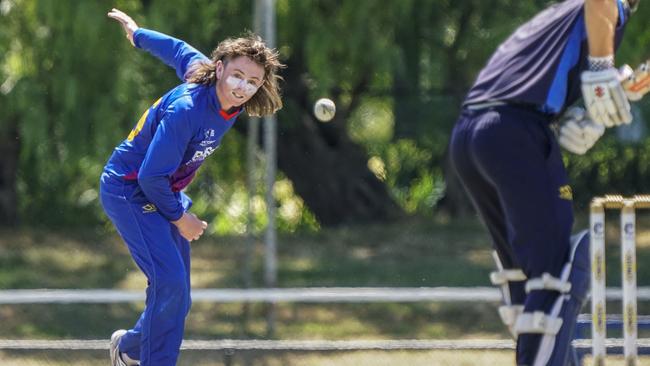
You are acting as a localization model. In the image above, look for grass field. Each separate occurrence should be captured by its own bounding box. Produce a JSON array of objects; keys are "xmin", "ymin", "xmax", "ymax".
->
[
  {"xmin": 2, "ymin": 349, "xmax": 650, "ymax": 365},
  {"xmin": 2, "ymin": 214, "xmax": 650, "ymax": 364},
  {"xmin": 0, "ymin": 349, "xmax": 516, "ymax": 366},
  {"xmin": 0, "ymin": 217, "xmax": 505, "ymax": 340}
]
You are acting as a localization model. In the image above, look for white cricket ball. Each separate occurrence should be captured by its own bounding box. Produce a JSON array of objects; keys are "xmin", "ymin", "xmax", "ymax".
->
[{"xmin": 313, "ymin": 98, "xmax": 336, "ymax": 122}]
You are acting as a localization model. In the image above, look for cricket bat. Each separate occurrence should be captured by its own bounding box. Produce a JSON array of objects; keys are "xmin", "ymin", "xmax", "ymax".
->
[{"xmin": 620, "ymin": 61, "xmax": 650, "ymax": 101}]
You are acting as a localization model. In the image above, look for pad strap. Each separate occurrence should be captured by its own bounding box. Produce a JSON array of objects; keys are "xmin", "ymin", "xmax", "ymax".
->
[
  {"xmin": 498, "ymin": 305, "xmax": 525, "ymax": 326},
  {"xmin": 525, "ymin": 273, "xmax": 571, "ymax": 293},
  {"xmin": 490, "ymin": 269, "xmax": 527, "ymax": 285},
  {"xmin": 514, "ymin": 311, "xmax": 563, "ymax": 335},
  {"xmin": 498, "ymin": 305, "xmax": 525, "ymax": 338}
]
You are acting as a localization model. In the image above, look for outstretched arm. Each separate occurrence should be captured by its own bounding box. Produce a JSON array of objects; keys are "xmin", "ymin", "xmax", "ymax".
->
[{"xmin": 107, "ymin": 8, "xmax": 209, "ymax": 81}]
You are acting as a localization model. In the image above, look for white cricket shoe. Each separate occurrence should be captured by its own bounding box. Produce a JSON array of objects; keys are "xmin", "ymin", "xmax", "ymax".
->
[{"xmin": 110, "ymin": 329, "xmax": 139, "ymax": 366}]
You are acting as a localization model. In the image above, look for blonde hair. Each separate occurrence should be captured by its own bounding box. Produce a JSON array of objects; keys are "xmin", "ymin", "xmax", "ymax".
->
[{"xmin": 186, "ymin": 33, "xmax": 285, "ymax": 117}]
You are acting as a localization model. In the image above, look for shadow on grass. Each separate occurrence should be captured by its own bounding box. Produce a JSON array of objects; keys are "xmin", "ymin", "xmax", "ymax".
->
[
  {"xmin": 214, "ymin": 217, "xmax": 496, "ymax": 288},
  {"xmin": 10, "ymin": 215, "xmax": 645, "ymax": 342},
  {"xmin": 0, "ymin": 228, "xmax": 133, "ymax": 289}
]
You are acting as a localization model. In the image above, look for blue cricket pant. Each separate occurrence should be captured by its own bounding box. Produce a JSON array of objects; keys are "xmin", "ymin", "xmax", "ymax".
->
[
  {"xmin": 449, "ymin": 105, "xmax": 577, "ymax": 365},
  {"xmin": 100, "ymin": 177, "xmax": 192, "ymax": 366}
]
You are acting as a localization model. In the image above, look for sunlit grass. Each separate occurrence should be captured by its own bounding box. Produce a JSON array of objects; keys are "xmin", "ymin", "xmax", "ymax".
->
[
  {"xmin": 3, "ymin": 350, "xmax": 650, "ymax": 366},
  {"xmin": 3, "ymin": 216, "xmax": 650, "ymax": 364}
]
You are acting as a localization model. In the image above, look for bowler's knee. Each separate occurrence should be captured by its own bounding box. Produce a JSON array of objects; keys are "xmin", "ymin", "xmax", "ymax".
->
[{"xmin": 156, "ymin": 273, "xmax": 190, "ymax": 305}]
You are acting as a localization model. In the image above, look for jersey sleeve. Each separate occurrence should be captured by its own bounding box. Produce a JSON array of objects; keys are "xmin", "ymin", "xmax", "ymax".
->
[
  {"xmin": 137, "ymin": 100, "xmax": 194, "ymax": 221},
  {"xmin": 133, "ymin": 28, "xmax": 210, "ymax": 81},
  {"xmin": 616, "ymin": 0, "xmax": 629, "ymax": 28}
]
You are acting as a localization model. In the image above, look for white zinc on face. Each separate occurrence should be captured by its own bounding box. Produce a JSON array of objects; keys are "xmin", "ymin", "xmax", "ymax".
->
[
  {"xmin": 215, "ymin": 56, "xmax": 265, "ymax": 110},
  {"xmin": 225, "ymin": 75, "xmax": 259, "ymax": 96}
]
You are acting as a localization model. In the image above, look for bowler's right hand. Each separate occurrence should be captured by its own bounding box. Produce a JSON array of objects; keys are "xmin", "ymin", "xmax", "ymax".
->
[
  {"xmin": 107, "ymin": 8, "xmax": 139, "ymax": 47},
  {"xmin": 172, "ymin": 212, "xmax": 208, "ymax": 242}
]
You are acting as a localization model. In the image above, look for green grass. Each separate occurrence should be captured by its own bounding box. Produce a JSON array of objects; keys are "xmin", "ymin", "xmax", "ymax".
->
[
  {"xmin": 2, "ymin": 350, "xmax": 650, "ymax": 366},
  {"xmin": 0, "ymin": 217, "xmax": 503, "ymax": 341},
  {"xmin": 0, "ymin": 349, "xmax": 518, "ymax": 366},
  {"xmin": 3, "ymin": 215, "xmax": 650, "ymax": 364}
]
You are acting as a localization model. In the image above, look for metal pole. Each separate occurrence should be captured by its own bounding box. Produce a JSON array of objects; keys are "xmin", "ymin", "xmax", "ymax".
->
[
  {"xmin": 244, "ymin": 0, "xmax": 266, "ymax": 335},
  {"xmin": 243, "ymin": 115, "xmax": 259, "ymax": 331},
  {"xmin": 244, "ymin": 21, "xmax": 261, "ymax": 286},
  {"xmin": 254, "ymin": 0, "xmax": 278, "ymax": 336},
  {"xmin": 259, "ymin": 0, "xmax": 277, "ymax": 291}
]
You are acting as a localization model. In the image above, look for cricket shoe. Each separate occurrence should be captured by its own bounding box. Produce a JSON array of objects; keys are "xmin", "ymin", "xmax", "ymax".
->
[{"xmin": 110, "ymin": 329, "xmax": 139, "ymax": 366}]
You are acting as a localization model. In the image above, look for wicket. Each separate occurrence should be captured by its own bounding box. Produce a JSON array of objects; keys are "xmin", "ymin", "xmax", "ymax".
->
[{"xmin": 590, "ymin": 195, "xmax": 650, "ymax": 366}]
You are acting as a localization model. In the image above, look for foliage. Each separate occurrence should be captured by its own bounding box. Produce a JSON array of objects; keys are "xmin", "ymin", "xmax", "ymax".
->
[
  {"xmin": 4, "ymin": 0, "xmax": 650, "ymax": 230},
  {"xmin": 566, "ymin": 103, "xmax": 650, "ymax": 211},
  {"xmin": 3, "ymin": 0, "xmax": 140, "ymax": 225}
]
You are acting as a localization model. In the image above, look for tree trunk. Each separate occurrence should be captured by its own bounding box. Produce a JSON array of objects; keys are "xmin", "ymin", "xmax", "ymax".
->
[
  {"xmin": 234, "ymin": 77, "xmax": 403, "ymax": 226},
  {"xmin": 392, "ymin": 0, "xmax": 423, "ymax": 140},
  {"xmin": 438, "ymin": 147, "xmax": 475, "ymax": 218},
  {"xmin": 435, "ymin": 2, "xmax": 480, "ymax": 219},
  {"xmin": 0, "ymin": 120, "xmax": 19, "ymax": 226},
  {"xmin": 227, "ymin": 29, "xmax": 402, "ymax": 227},
  {"xmin": 276, "ymin": 114, "xmax": 403, "ymax": 226}
]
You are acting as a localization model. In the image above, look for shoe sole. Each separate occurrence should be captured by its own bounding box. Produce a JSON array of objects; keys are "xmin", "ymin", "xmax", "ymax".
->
[{"xmin": 110, "ymin": 329, "xmax": 128, "ymax": 366}]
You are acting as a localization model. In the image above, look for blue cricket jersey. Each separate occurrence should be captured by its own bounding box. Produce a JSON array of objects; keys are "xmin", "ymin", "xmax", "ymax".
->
[
  {"xmin": 102, "ymin": 29, "xmax": 243, "ymax": 221},
  {"xmin": 463, "ymin": 0, "xmax": 631, "ymax": 115}
]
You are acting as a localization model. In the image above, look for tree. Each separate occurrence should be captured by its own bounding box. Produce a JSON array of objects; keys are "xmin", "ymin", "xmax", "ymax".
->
[
  {"xmin": 5, "ymin": 0, "xmax": 650, "ymax": 229},
  {"xmin": 388, "ymin": 0, "xmax": 550, "ymax": 217},
  {"xmin": 0, "ymin": 3, "xmax": 19, "ymax": 225},
  {"xmin": 273, "ymin": 0, "xmax": 405, "ymax": 225},
  {"xmin": 0, "ymin": 0, "xmax": 144, "ymax": 225}
]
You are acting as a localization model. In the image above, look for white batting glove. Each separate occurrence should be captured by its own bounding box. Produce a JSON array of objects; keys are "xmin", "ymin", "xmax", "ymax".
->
[
  {"xmin": 556, "ymin": 107, "xmax": 605, "ymax": 155},
  {"xmin": 581, "ymin": 68, "xmax": 633, "ymax": 127}
]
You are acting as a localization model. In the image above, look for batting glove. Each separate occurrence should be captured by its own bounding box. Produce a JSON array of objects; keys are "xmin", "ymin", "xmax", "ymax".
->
[
  {"xmin": 581, "ymin": 68, "xmax": 633, "ymax": 127},
  {"xmin": 556, "ymin": 106, "xmax": 605, "ymax": 155}
]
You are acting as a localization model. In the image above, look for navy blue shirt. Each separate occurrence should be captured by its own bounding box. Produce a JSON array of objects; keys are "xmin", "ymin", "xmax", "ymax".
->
[{"xmin": 463, "ymin": 0, "xmax": 630, "ymax": 115}]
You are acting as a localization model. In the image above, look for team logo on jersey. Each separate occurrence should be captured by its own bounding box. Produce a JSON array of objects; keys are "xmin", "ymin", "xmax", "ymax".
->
[
  {"xmin": 188, "ymin": 146, "xmax": 217, "ymax": 164},
  {"xmin": 200, "ymin": 129, "xmax": 218, "ymax": 146},
  {"xmin": 142, "ymin": 204, "xmax": 157, "ymax": 213},
  {"xmin": 558, "ymin": 185, "xmax": 573, "ymax": 200},
  {"xmin": 200, "ymin": 139, "xmax": 218, "ymax": 147}
]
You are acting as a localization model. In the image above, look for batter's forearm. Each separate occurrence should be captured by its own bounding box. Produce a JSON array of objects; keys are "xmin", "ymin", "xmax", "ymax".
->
[{"xmin": 584, "ymin": 0, "xmax": 619, "ymax": 57}]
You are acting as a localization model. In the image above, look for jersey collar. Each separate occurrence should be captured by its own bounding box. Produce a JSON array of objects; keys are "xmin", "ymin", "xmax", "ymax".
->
[{"xmin": 210, "ymin": 85, "xmax": 244, "ymax": 121}]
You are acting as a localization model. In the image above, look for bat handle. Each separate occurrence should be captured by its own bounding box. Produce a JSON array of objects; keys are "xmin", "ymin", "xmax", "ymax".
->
[{"xmin": 619, "ymin": 64, "xmax": 634, "ymax": 81}]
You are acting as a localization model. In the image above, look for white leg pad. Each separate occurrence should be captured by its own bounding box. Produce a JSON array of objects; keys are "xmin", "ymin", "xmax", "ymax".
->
[
  {"xmin": 525, "ymin": 273, "xmax": 571, "ymax": 293},
  {"xmin": 491, "ymin": 251, "xmax": 527, "ymax": 338},
  {"xmin": 514, "ymin": 311, "xmax": 563, "ymax": 335},
  {"xmin": 498, "ymin": 305, "xmax": 525, "ymax": 337},
  {"xmin": 490, "ymin": 269, "xmax": 527, "ymax": 285}
]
